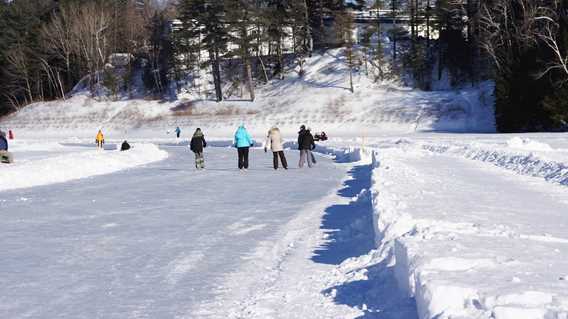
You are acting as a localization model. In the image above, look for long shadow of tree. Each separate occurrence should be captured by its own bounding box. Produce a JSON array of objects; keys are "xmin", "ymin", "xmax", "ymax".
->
[{"xmin": 312, "ymin": 163, "xmax": 418, "ymax": 319}]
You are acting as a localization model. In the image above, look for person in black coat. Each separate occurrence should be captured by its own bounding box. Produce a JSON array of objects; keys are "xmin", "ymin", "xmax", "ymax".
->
[
  {"xmin": 120, "ymin": 140, "xmax": 131, "ymax": 151},
  {"xmin": 0, "ymin": 130, "xmax": 13, "ymax": 163},
  {"xmin": 190, "ymin": 128, "xmax": 207, "ymax": 169},
  {"xmin": 0, "ymin": 131, "xmax": 7, "ymax": 151},
  {"xmin": 298, "ymin": 126, "xmax": 316, "ymax": 168}
]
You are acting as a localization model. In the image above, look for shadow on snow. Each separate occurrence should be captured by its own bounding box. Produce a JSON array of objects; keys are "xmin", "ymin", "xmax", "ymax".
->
[{"xmin": 312, "ymin": 163, "xmax": 418, "ymax": 319}]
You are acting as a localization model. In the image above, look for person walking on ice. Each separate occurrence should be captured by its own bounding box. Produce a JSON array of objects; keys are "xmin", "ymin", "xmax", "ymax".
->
[
  {"xmin": 96, "ymin": 129, "xmax": 105, "ymax": 149},
  {"xmin": 190, "ymin": 128, "xmax": 207, "ymax": 170},
  {"xmin": 175, "ymin": 126, "xmax": 181, "ymax": 139},
  {"xmin": 0, "ymin": 130, "xmax": 14, "ymax": 164},
  {"xmin": 298, "ymin": 125, "xmax": 316, "ymax": 168},
  {"xmin": 234, "ymin": 124, "xmax": 254, "ymax": 171},
  {"xmin": 264, "ymin": 126, "xmax": 288, "ymax": 170}
]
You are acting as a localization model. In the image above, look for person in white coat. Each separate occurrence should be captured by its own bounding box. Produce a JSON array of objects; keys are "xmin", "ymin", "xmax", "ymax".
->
[{"xmin": 264, "ymin": 126, "xmax": 288, "ymax": 170}]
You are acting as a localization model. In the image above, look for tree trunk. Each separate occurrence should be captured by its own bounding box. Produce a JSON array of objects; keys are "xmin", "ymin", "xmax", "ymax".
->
[
  {"xmin": 426, "ymin": 0, "xmax": 431, "ymax": 50},
  {"xmin": 244, "ymin": 58, "xmax": 255, "ymax": 101},
  {"xmin": 210, "ymin": 49, "xmax": 223, "ymax": 102},
  {"xmin": 348, "ymin": 48, "xmax": 354, "ymax": 93},
  {"xmin": 303, "ymin": 0, "xmax": 313, "ymax": 55},
  {"xmin": 258, "ymin": 56, "xmax": 269, "ymax": 83},
  {"xmin": 277, "ymin": 38, "xmax": 284, "ymax": 80},
  {"xmin": 392, "ymin": 0, "xmax": 397, "ymax": 62}
]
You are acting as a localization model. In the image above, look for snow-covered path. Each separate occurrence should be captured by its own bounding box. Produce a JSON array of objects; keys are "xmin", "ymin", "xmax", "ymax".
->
[{"xmin": 0, "ymin": 146, "xmax": 349, "ymax": 318}]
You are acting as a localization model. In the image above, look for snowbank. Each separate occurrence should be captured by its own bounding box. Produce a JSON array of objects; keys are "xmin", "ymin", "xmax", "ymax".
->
[
  {"xmin": 370, "ymin": 146, "xmax": 568, "ymax": 319},
  {"xmin": 506, "ymin": 137, "xmax": 554, "ymax": 152},
  {"xmin": 0, "ymin": 143, "xmax": 168, "ymax": 192},
  {"xmin": 422, "ymin": 142, "xmax": 568, "ymax": 187},
  {"xmin": 282, "ymin": 141, "xmax": 373, "ymax": 163}
]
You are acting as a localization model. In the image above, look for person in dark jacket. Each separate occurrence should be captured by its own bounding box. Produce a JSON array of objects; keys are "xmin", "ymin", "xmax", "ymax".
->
[
  {"xmin": 297, "ymin": 125, "xmax": 306, "ymax": 147},
  {"xmin": 190, "ymin": 128, "xmax": 207, "ymax": 169},
  {"xmin": 298, "ymin": 126, "xmax": 315, "ymax": 168},
  {"xmin": 120, "ymin": 140, "xmax": 131, "ymax": 151},
  {"xmin": 0, "ymin": 130, "xmax": 7, "ymax": 151},
  {"xmin": 0, "ymin": 130, "xmax": 13, "ymax": 163}
]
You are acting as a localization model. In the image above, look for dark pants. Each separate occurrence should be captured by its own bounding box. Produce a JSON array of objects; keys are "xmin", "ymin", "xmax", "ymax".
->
[
  {"xmin": 238, "ymin": 147, "xmax": 250, "ymax": 169},
  {"xmin": 273, "ymin": 151, "xmax": 288, "ymax": 169}
]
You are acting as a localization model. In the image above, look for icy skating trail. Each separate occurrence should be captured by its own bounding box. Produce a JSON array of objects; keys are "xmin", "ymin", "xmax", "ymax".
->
[{"xmin": 0, "ymin": 146, "xmax": 414, "ymax": 318}]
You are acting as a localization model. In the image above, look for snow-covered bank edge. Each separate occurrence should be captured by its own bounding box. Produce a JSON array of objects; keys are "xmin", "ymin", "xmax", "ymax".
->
[
  {"xmin": 0, "ymin": 144, "xmax": 168, "ymax": 192},
  {"xmin": 422, "ymin": 142, "xmax": 568, "ymax": 187},
  {"xmin": 369, "ymin": 147, "xmax": 568, "ymax": 319}
]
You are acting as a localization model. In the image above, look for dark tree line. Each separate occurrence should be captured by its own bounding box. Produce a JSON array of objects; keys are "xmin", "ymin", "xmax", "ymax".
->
[
  {"xmin": 2, "ymin": 0, "xmax": 567, "ymax": 131},
  {"xmin": 480, "ymin": 0, "xmax": 568, "ymax": 131},
  {"xmin": 0, "ymin": 0, "xmax": 173, "ymax": 115},
  {"xmin": 173, "ymin": 0, "xmax": 348, "ymax": 102},
  {"xmin": 400, "ymin": 0, "xmax": 568, "ymax": 131}
]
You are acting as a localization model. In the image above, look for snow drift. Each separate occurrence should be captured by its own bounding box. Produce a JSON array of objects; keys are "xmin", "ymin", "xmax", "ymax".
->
[
  {"xmin": 0, "ymin": 143, "xmax": 168, "ymax": 192},
  {"xmin": 422, "ymin": 142, "xmax": 568, "ymax": 187},
  {"xmin": 369, "ymin": 144, "xmax": 568, "ymax": 319}
]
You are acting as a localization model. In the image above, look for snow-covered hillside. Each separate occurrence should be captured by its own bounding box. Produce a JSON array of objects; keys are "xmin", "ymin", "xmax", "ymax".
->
[{"xmin": 0, "ymin": 49, "xmax": 495, "ymax": 139}]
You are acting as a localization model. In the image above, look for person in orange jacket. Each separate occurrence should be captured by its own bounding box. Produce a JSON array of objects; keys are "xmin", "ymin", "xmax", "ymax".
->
[{"xmin": 96, "ymin": 130, "xmax": 105, "ymax": 149}]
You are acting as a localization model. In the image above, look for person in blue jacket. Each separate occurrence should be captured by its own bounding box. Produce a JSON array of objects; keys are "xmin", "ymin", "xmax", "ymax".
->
[
  {"xmin": 234, "ymin": 124, "xmax": 254, "ymax": 170},
  {"xmin": 175, "ymin": 126, "xmax": 181, "ymax": 139}
]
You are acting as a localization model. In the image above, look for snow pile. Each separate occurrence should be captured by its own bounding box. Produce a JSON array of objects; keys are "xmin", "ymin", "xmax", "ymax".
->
[
  {"xmin": 370, "ymin": 146, "xmax": 568, "ymax": 319},
  {"xmin": 506, "ymin": 137, "xmax": 554, "ymax": 152},
  {"xmin": 0, "ymin": 143, "xmax": 168, "ymax": 192},
  {"xmin": 422, "ymin": 142, "xmax": 568, "ymax": 187},
  {"xmin": 283, "ymin": 140, "xmax": 374, "ymax": 163},
  {"xmin": 8, "ymin": 140, "xmax": 65, "ymax": 152}
]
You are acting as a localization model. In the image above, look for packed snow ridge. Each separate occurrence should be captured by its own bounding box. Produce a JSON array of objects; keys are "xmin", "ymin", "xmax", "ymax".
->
[
  {"xmin": 0, "ymin": 142, "xmax": 167, "ymax": 192},
  {"xmin": 422, "ymin": 138, "xmax": 568, "ymax": 187},
  {"xmin": 366, "ymin": 139, "xmax": 568, "ymax": 319}
]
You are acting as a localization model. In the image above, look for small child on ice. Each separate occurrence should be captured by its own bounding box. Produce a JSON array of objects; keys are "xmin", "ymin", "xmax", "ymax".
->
[{"xmin": 190, "ymin": 128, "xmax": 207, "ymax": 169}]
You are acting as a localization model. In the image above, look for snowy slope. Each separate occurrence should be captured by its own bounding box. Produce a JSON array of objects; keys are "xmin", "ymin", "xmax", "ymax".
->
[{"xmin": 0, "ymin": 49, "xmax": 495, "ymax": 139}]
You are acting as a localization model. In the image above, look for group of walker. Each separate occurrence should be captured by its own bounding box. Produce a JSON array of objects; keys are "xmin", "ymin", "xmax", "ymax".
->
[{"xmin": 184, "ymin": 124, "xmax": 323, "ymax": 171}]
